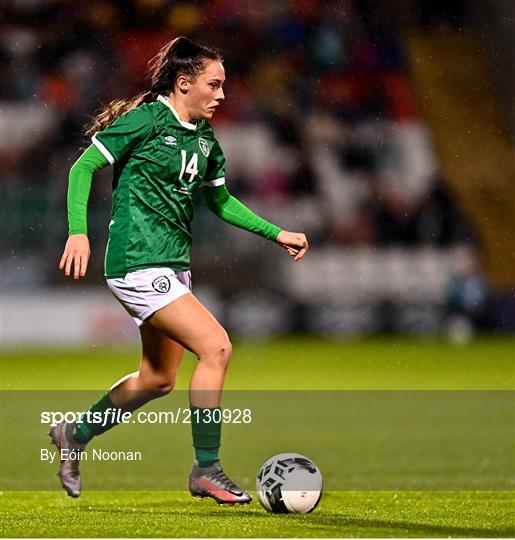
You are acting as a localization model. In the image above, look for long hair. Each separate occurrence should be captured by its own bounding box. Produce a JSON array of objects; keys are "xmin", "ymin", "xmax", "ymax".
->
[{"xmin": 85, "ymin": 37, "xmax": 222, "ymax": 136}]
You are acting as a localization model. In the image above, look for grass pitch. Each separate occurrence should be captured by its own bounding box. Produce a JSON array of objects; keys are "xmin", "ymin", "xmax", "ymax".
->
[
  {"xmin": 1, "ymin": 336, "xmax": 514, "ymax": 537},
  {"xmin": 1, "ymin": 491, "xmax": 513, "ymax": 538}
]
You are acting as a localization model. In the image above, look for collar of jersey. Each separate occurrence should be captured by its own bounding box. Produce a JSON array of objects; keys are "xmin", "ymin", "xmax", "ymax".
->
[{"xmin": 157, "ymin": 95, "xmax": 197, "ymax": 130}]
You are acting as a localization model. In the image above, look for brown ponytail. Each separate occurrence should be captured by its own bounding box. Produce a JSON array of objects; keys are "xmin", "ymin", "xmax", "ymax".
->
[{"xmin": 85, "ymin": 37, "xmax": 222, "ymax": 136}]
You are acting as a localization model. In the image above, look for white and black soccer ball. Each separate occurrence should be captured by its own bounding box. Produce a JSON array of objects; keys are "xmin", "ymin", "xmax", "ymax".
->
[{"xmin": 256, "ymin": 453, "xmax": 323, "ymax": 513}]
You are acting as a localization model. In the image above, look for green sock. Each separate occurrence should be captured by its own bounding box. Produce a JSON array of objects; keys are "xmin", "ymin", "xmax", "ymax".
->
[
  {"xmin": 190, "ymin": 405, "xmax": 221, "ymax": 467},
  {"xmin": 73, "ymin": 391, "xmax": 123, "ymax": 444}
]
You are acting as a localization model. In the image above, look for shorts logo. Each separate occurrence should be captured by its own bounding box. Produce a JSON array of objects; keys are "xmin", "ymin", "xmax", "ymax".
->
[
  {"xmin": 198, "ymin": 138, "xmax": 210, "ymax": 157},
  {"xmin": 152, "ymin": 275, "xmax": 171, "ymax": 293}
]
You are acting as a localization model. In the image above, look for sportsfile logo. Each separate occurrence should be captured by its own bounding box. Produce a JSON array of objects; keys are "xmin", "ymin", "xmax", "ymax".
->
[{"xmin": 40, "ymin": 408, "xmax": 252, "ymax": 426}]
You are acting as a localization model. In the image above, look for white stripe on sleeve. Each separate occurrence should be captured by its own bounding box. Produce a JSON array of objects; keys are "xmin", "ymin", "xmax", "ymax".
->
[
  {"xmin": 91, "ymin": 134, "xmax": 115, "ymax": 165},
  {"xmin": 200, "ymin": 177, "xmax": 226, "ymax": 188}
]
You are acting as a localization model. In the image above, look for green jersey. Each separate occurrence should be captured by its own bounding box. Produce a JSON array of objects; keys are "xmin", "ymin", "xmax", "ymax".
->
[{"xmin": 92, "ymin": 95, "xmax": 227, "ymax": 278}]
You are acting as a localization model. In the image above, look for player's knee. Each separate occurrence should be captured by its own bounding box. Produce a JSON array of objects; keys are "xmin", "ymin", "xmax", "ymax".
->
[
  {"xmin": 202, "ymin": 336, "xmax": 232, "ymax": 370},
  {"xmin": 139, "ymin": 373, "xmax": 175, "ymax": 395},
  {"xmin": 154, "ymin": 380, "xmax": 175, "ymax": 395}
]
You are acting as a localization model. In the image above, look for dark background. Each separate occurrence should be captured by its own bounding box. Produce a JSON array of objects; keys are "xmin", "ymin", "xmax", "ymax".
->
[{"xmin": 1, "ymin": 0, "xmax": 513, "ymax": 341}]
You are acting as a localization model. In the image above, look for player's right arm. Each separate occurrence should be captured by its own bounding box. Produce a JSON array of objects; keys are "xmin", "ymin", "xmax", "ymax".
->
[
  {"xmin": 60, "ymin": 105, "xmax": 154, "ymax": 279},
  {"xmin": 59, "ymin": 145, "xmax": 109, "ymax": 279}
]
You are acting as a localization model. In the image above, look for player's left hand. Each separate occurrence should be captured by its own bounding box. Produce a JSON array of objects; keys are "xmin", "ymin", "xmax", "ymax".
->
[{"xmin": 275, "ymin": 231, "xmax": 309, "ymax": 261}]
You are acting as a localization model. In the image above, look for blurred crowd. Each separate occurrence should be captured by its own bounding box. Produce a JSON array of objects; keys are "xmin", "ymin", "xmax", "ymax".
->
[{"xmin": 1, "ymin": 0, "xmax": 473, "ymax": 260}]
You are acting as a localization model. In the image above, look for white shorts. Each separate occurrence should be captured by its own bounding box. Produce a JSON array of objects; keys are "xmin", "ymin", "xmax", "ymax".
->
[{"xmin": 106, "ymin": 267, "xmax": 192, "ymax": 326}]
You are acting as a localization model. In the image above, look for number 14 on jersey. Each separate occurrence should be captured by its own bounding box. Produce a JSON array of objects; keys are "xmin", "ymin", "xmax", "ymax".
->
[{"xmin": 179, "ymin": 150, "xmax": 199, "ymax": 183}]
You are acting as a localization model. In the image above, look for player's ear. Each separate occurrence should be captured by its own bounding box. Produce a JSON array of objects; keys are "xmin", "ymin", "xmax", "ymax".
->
[{"xmin": 176, "ymin": 74, "xmax": 189, "ymax": 94}]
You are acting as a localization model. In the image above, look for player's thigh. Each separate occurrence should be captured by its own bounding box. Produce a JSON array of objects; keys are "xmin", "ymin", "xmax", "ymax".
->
[
  {"xmin": 139, "ymin": 322, "xmax": 185, "ymax": 384},
  {"xmin": 146, "ymin": 292, "xmax": 230, "ymax": 358}
]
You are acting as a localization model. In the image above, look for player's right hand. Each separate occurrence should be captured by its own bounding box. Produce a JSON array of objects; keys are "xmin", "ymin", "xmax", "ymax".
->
[{"xmin": 59, "ymin": 234, "xmax": 91, "ymax": 280}]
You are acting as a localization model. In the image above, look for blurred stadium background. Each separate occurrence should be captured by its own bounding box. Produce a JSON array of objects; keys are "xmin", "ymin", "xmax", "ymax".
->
[{"xmin": 1, "ymin": 0, "xmax": 514, "ymax": 346}]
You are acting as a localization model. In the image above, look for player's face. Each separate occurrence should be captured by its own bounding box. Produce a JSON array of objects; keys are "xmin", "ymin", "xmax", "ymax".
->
[{"xmin": 186, "ymin": 60, "xmax": 225, "ymax": 120}]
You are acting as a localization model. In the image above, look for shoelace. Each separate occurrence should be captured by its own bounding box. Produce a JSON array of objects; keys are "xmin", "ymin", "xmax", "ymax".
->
[{"xmin": 209, "ymin": 470, "xmax": 242, "ymax": 493}]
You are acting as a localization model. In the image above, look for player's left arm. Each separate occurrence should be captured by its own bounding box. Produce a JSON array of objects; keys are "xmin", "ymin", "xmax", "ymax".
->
[{"xmin": 201, "ymin": 183, "xmax": 309, "ymax": 261}]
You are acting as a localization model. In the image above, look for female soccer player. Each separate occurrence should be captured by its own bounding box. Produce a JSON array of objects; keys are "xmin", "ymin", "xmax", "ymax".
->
[{"xmin": 50, "ymin": 37, "xmax": 309, "ymax": 504}]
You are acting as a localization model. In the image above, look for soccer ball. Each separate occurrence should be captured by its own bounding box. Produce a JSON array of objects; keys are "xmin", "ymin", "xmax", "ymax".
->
[{"xmin": 256, "ymin": 453, "xmax": 323, "ymax": 513}]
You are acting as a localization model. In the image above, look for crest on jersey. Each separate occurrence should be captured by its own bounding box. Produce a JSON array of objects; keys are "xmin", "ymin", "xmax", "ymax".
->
[
  {"xmin": 152, "ymin": 276, "xmax": 170, "ymax": 294},
  {"xmin": 198, "ymin": 138, "xmax": 210, "ymax": 157}
]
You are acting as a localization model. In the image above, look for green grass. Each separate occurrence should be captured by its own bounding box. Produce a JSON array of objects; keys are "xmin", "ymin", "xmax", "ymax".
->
[
  {"xmin": 1, "ymin": 491, "xmax": 513, "ymax": 538},
  {"xmin": 1, "ymin": 337, "xmax": 514, "ymax": 537},
  {"xmin": 2, "ymin": 336, "xmax": 514, "ymax": 390}
]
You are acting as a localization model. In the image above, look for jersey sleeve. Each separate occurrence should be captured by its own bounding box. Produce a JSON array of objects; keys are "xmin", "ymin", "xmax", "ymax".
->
[
  {"xmin": 201, "ymin": 183, "xmax": 282, "ymax": 241},
  {"xmin": 68, "ymin": 144, "xmax": 110, "ymax": 235},
  {"xmin": 201, "ymin": 139, "xmax": 226, "ymax": 187},
  {"xmin": 91, "ymin": 105, "xmax": 154, "ymax": 164}
]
